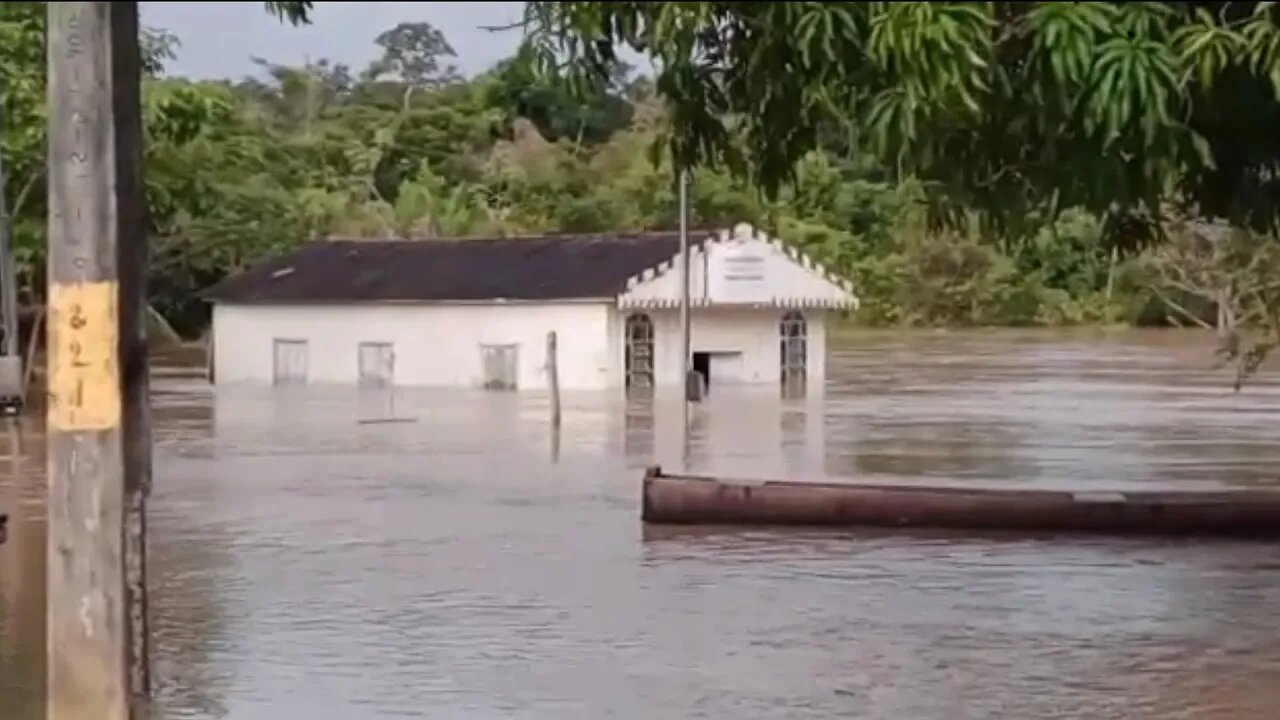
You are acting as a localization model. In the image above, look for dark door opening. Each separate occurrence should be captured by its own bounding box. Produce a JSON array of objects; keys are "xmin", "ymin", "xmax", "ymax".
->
[{"xmin": 692, "ymin": 352, "xmax": 711, "ymax": 395}]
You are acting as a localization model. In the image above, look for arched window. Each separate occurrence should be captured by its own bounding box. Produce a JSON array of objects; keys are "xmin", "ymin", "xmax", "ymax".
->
[
  {"xmin": 625, "ymin": 313, "xmax": 655, "ymax": 394},
  {"xmin": 780, "ymin": 311, "xmax": 807, "ymax": 397}
]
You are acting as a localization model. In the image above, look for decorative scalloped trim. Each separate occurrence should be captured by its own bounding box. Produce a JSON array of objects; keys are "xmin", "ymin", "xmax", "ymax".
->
[
  {"xmin": 617, "ymin": 297, "xmax": 853, "ymax": 309},
  {"xmin": 617, "ymin": 223, "xmax": 858, "ymax": 304}
]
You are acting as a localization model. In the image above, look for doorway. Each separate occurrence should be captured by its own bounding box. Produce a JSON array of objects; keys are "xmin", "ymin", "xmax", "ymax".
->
[
  {"xmin": 692, "ymin": 352, "xmax": 711, "ymax": 394},
  {"xmin": 693, "ymin": 351, "xmax": 747, "ymax": 393}
]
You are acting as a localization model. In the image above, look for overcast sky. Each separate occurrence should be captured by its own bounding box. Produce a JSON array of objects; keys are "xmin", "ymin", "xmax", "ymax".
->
[{"xmin": 139, "ymin": 2, "xmax": 530, "ymax": 80}]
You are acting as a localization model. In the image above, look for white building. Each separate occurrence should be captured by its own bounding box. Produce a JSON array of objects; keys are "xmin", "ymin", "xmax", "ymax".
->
[{"xmin": 203, "ymin": 223, "xmax": 857, "ymax": 396}]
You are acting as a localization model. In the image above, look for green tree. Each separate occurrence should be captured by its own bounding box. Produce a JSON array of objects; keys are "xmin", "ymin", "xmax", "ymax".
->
[
  {"xmin": 524, "ymin": 2, "xmax": 1280, "ymax": 232},
  {"xmin": 360, "ymin": 21, "xmax": 461, "ymax": 114},
  {"xmin": 1, "ymin": 2, "xmax": 216, "ymax": 297},
  {"xmin": 1140, "ymin": 217, "xmax": 1280, "ymax": 389},
  {"xmin": 483, "ymin": 52, "xmax": 636, "ymax": 146},
  {"xmin": 525, "ymin": 0, "xmax": 1280, "ymax": 381},
  {"xmin": 1, "ymin": 1, "xmax": 313, "ymax": 324},
  {"xmin": 17, "ymin": 0, "xmax": 1252, "ymax": 350},
  {"xmin": 365, "ymin": 21, "xmax": 459, "ymax": 88}
]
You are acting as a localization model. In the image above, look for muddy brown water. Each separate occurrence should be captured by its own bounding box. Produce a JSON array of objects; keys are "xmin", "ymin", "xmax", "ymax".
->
[{"xmin": 3, "ymin": 329, "xmax": 1280, "ymax": 719}]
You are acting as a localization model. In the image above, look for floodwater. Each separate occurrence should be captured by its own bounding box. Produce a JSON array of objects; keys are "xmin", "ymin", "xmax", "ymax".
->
[{"xmin": 3, "ymin": 329, "xmax": 1280, "ymax": 719}]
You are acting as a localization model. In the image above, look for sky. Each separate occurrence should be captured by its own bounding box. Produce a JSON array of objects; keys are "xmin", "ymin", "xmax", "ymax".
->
[{"xmin": 139, "ymin": 2, "xmax": 530, "ymax": 81}]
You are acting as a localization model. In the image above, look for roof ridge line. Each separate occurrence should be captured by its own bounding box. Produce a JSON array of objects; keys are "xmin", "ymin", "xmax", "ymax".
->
[
  {"xmin": 201, "ymin": 225, "xmax": 723, "ymax": 303},
  {"xmin": 319, "ymin": 228, "xmax": 721, "ymax": 244}
]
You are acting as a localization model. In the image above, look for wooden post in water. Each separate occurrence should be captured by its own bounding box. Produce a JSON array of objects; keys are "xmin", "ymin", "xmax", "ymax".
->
[
  {"xmin": 46, "ymin": 4, "xmax": 151, "ymax": 720},
  {"xmin": 546, "ymin": 331, "xmax": 561, "ymax": 427},
  {"xmin": 546, "ymin": 331, "xmax": 561, "ymax": 462},
  {"xmin": 205, "ymin": 329, "xmax": 215, "ymax": 384}
]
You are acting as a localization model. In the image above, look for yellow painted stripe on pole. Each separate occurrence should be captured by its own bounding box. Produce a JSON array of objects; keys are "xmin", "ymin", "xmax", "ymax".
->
[{"xmin": 47, "ymin": 281, "xmax": 121, "ymax": 431}]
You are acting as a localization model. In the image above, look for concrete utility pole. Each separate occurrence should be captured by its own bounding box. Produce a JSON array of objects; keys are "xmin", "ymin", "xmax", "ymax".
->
[{"xmin": 46, "ymin": 3, "xmax": 151, "ymax": 720}]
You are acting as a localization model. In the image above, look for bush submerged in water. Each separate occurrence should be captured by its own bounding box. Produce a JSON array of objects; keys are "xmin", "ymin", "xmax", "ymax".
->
[
  {"xmin": 853, "ymin": 225, "xmax": 1037, "ymax": 326},
  {"xmin": 788, "ymin": 213, "xmax": 1112, "ymax": 328}
]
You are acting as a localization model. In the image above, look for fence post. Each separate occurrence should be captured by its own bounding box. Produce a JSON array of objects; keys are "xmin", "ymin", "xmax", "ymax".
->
[
  {"xmin": 546, "ymin": 331, "xmax": 561, "ymax": 427},
  {"xmin": 46, "ymin": 3, "xmax": 150, "ymax": 719}
]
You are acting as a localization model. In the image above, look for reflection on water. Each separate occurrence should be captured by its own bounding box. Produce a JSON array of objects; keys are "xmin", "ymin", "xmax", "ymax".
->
[
  {"xmin": 0, "ymin": 420, "xmax": 45, "ymax": 720},
  {"xmin": 3, "ymin": 329, "xmax": 1280, "ymax": 719}
]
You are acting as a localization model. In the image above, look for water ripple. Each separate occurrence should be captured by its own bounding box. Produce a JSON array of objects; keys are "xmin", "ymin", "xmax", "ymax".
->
[{"xmin": 3, "ymin": 329, "xmax": 1280, "ymax": 719}]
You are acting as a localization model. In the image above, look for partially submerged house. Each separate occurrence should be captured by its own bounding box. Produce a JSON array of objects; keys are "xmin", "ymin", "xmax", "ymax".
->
[{"xmin": 202, "ymin": 223, "xmax": 857, "ymax": 396}]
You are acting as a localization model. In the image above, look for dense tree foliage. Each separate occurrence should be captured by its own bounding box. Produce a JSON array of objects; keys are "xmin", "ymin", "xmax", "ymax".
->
[
  {"xmin": 2, "ymin": 1, "xmax": 1277, "ymax": 387},
  {"xmin": 527, "ymin": 0, "xmax": 1280, "ymax": 383},
  {"xmin": 526, "ymin": 2, "xmax": 1280, "ymax": 229}
]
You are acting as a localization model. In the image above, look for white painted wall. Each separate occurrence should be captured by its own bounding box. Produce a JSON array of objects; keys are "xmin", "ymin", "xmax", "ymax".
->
[
  {"xmin": 212, "ymin": 302, "xmax": 614, "ymax": 389},
  {"xmin": 618, "ymin": 225, "xmax": 855, "ymax": 308},
  {"xmin": 213, "ymin": 302, "xmax": 829, "ymax": 395},
  {"xmin": 613, "ymin": 307, "xmax": 828, "ymax": 393}
]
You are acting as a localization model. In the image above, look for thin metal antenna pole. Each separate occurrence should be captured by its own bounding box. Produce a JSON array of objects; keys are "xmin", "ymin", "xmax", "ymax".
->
[{"xmin": 678, "ymin": 169, "xmax": 691, "ymax": 467}]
